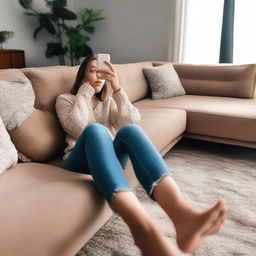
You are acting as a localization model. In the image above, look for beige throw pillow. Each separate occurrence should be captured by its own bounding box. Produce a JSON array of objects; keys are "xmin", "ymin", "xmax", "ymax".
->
[
  {"xmin": 0, "ymin": 77, "xmax": 36, "ymax": 162},
  {"xmin": 143, "ymin": 63, "xmax": 186, "ymax": 99},
  {"xmin": 0, "ymin": 116, "xmax": 18, "ymax": 175},
  {"xmin": 0, "ymin": 77, "xmax": 35, "ymax": 131}
]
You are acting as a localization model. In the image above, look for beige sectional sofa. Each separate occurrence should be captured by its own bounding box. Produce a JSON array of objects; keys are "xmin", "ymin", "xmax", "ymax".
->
[{"xmin": 0, "ymin": 61, "xmax": 255, "ymax": 256}]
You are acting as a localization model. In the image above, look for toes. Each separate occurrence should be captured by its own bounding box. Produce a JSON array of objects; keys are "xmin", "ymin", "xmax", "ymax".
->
[
  {"xmin": 218, "ymin": 199, "xmax": 228, "ymax": 213},
  {"xmin": 203, "ymin": 209, "xmax": 226, "ymax": 236},
  {"xmin": 200, "ymin": 200, "xmax": 227, "ymax": 235}
]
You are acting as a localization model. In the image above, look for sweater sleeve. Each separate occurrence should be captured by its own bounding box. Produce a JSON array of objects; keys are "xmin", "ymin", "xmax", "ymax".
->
[
  {"xmin": 109, "ymin": 87, "xmax": 141, "ymax": 131},
  {"xmin": 55, "ymin": 83, "xmax": 95, "ymax": 139}
]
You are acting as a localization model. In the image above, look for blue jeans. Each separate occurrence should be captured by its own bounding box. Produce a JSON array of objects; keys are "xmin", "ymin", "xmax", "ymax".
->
[{"xmin": 62, "ymin": 123, "xmax": 172, "ymax": 210}]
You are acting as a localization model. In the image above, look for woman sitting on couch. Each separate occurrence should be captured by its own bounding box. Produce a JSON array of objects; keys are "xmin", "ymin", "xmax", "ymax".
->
[{"xmin": 55, "ymin": 54, "xmax": 227, "ymax": 256}]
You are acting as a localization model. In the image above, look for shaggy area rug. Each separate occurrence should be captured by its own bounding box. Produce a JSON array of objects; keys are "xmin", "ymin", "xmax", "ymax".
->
[{"xmin": 76, "ymin": 138, "xmax": 256, "ymax": 256}]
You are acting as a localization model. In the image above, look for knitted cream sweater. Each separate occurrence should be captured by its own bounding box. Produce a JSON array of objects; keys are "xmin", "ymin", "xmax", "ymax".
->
[{"xmin": 55, "ymin": 83, "xmax": 141, "ymax": 160}]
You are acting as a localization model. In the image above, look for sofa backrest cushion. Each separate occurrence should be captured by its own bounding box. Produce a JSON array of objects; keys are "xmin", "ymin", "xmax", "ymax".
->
[
  {"xmin": 114, "ymin": 62, "xmax": 152, "ymax": 102},
  {"xmin": 0, "ymin": 66, "xmax": 75, "ymax": 163},
  {"xmin": 12, "ymin": 65, "xmax": 80, "ymax": 162},
  {"xmin": 9, "ymin": 109, "xmax": 66, "ymax": 162},
  {"xmin": 0, "ymin": 69, "xmax": 26, "ymax": 80},
  {"xmin": 153, "ymin": 62, "xmax": 256, "ymax": 99},
  {"xmin": 22, "ymin": 66, "xmax": 79, "ymax": 113}
]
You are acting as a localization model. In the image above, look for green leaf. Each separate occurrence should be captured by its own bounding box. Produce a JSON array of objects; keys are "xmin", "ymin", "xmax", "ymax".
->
[
  {"xmin": 39, "ymin": 14, "xmax": 56, "ymax": 35},
  {"xmin": 66, "ymin": 29, "xmax": 90, "ymax": 47},
  {"xmin": 75, "ymin": 24, "xmax": 82, "ymax": 30},
  {"xmin": 52, "ymin": 5, "xmax": 77, "ymax": 20},
  {"xmin": 55, "ymin": 0, "xmax": 67, "ymax": 7},
  {"xmin": 83, "ymin": 25, "xmax": 94, "ymax": 34},
  {"xmin": 80, "ymin": 8, "xmax": 105, "ymax": 25},
  {"xmin": 74, "ymin": 44, "xmax": 93, "ymax": 60},
  {"xmin": 45, "ymin": 42, "xmax": 68, "ymax": 57},
  {"xmin": 33, "ymin": 26, "xmax": 43, "ymax": 39},
  {"xmin": 0, "ymin": 31, "xmax": 15, "ymax": 44},
  {"xmin": 46, "ymin": 0, "xmax": 66, "ymax": 9},
  {"xmin": 58, "ymin": 8, "xmax": 77, "ymax": 20},
  {"xmin": 19, "ymin": 0, "xmax": 32, "ymax": 9}
]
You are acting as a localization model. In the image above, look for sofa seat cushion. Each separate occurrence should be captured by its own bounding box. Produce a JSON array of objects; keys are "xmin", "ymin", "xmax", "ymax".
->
[
  {"xmin": 134, "ymin": 107, "xmax": 186, "ymax": 151},
  {"xmin": 134, "ymin": 95, "xmax": 256, "ymax": 143},
  {"xmin": 0, "ymin": 162, "xmax": 113, "ymax": 256}
]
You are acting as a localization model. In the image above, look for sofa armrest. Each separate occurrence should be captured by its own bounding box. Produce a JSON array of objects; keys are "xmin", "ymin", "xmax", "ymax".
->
[{"xmin": 152, "ymin": 62, "xmax": 256, "ymax": 99}]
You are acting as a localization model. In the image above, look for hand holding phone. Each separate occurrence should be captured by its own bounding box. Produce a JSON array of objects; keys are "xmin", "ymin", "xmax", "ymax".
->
[
  {"xmin": 96, "ymin": 53, "xmax": 121, "ymax": 92},
  {"xmin": 97, "ymin": 53, "xmax": 111, "ymax": 70}
]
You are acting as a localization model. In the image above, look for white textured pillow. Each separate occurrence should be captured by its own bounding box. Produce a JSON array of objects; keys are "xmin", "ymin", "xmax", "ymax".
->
[
  {"xmin": 143, "ymin": 63, "xmax": 186, "ymax": 99},
  {"xmin": 0, "ymin": 77, "xmax": 35, "ymax": 131},
  {"xmin": 0, "ymin": 116, "xmax": 18, "ymax": 174}
]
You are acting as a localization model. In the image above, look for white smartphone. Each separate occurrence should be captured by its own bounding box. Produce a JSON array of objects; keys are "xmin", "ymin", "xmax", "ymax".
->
[{"xmin": 97, "ymin": 53, "xmax": 111, "ymax": 70}]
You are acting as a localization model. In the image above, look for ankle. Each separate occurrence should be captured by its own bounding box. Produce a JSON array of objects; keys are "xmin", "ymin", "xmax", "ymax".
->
[
  {"xmin": 168, "ymin": 203, "xmax": 200, "ymax": 228},
  {"xmin": 132, "ymin": 223, "xmax": 164, "ymax": 249},
  {"xmin": 130, "ymin": 218, "xmax": 158, "ymax": 239}
]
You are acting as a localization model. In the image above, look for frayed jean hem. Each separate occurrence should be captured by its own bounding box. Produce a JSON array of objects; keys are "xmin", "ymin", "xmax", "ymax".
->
[
  {"xmin": 109, "ymin": 188, "xmax": 135, "ymax": 212},
  {"xmin": 148, "ymin": 173, "xmax": 173, "ymax": 201}
]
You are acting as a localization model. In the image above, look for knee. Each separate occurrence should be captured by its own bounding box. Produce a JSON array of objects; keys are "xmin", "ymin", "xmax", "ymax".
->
[
  {"xmin": 81, "ymin": 123, "xmax": 108, "ymax": 138},
  {"xmin": 117, "ymin": 124, "xmax": 142, "ymax": 138}
]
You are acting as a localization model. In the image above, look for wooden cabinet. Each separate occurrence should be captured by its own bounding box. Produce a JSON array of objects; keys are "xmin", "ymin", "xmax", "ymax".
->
[{"xmin": 0, "ymin": 50, "xmax": 26, "ymax": 69}]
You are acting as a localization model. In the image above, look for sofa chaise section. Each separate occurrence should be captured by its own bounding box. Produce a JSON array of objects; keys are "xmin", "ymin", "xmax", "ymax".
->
[
  {"xmin": 134, "ymin": 95, "xmax": 256, "ymax": 148},
  {"xmin": 0, "ymin": 163, "xmax": 112, "ymax": 256},
  {"xmin": 134, "ymin": 62, "xmax": 256, "ymax": 148}
]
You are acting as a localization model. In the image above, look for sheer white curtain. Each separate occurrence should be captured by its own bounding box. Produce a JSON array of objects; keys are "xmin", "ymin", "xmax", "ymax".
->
[
  {"xmin": 233, "ymin": 0, "xmax": 256, "ymax": 64},
  {"xmin": 182, "ymin": 0, "xmax": 223, "ymax": 64},
  {"xmin": 180, "ymin": 0, "xmax": 256, "ymax": 64},
  {"xmin": 167, "ymin": 0, "xmax": 187, "ymax": 62}
]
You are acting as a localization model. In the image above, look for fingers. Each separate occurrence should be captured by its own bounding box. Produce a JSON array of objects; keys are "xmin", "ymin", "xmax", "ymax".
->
[
  {"xmin": 97, "ymin": 72, "xmax": 113, "ymax": 80},
  {"xmin": 96, "ymin": 68, "xmax": 115, "ymax": 81},
  {"xmin": 96, "ymin": 61, "xmax": 118, "ymax": 84},
  {"xmin": 103, "ymin": 61, "xmax": 115, "ymax": 72},
  {"xmin": 101, "ymin": 75, "xmax": 113, "ymax": 80},
  {"xmin": 96, "ymin": 69, "xmax": 113, "ymax": 75},
  {"xmin": 96, "ymin": 61, "xmax": 115, "ymax": 74}
]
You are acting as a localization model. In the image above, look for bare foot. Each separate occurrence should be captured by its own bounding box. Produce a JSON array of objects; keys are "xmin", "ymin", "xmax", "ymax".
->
[{"xmin": 175, "ymin": 199, "xmax": 227, "ymax": 253}]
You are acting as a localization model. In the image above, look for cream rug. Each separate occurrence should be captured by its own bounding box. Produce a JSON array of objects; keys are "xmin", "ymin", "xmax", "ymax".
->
[{"xmin": 76, "ymin": 138, "xmax": 256, "ymax": 256}]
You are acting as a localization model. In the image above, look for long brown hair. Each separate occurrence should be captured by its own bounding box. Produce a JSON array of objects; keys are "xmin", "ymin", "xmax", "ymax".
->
[{"xmin": 71, "ymin": 54, "xmax": 110, "ymax": 101}]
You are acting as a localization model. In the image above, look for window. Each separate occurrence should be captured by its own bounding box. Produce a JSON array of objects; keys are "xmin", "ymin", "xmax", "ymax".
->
[
  {"xmin": 234, "ymin": 0, "xmax": 256, "ymax": 64},
  {"xmin": 182, "ymin": 0, "xmax": 256, "ymax": 64}
]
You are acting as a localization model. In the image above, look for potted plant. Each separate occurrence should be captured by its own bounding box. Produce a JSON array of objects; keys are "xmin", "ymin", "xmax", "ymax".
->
[
  {"xmin": 19, "ymin": 0, "xmax": 105, "ymax": 66},
  {"xmin": 0, "ymin": 31, "xmax": 15, "ymax": 50}
]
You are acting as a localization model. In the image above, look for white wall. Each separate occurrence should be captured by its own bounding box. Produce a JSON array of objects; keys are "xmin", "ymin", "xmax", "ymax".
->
[
  {"xmin": 0, "ymin": 0, "xmax": 174, "ymax": 67},
  {"xmin": 73, "ymin": 0, "xmax": 173, "ymax": 64}
]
